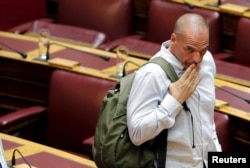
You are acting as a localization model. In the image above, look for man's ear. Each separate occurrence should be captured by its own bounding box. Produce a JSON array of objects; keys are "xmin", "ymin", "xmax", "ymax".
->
[{"xmin": 170, "ymin": 33, "xmax": 177, "ymax": 43}]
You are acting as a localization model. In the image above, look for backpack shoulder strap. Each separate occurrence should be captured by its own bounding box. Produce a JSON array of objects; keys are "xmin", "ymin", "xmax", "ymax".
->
[
  {"xmin": 148, "ymin": 57, "xmax": 178, "ymax": 82},
  {"xmin": 118, "ymin": 73, "xmax": 135, "ymax": 104}
]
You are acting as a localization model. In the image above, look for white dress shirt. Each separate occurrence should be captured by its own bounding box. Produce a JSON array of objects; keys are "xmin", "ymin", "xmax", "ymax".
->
[{"xmin": 127, "ymin": 41, "xmax": 222, "ymax": 168}]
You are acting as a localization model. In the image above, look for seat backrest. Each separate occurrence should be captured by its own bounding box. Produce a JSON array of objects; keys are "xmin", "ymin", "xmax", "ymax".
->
[
  {"xmin": 146, "ymin": 0, "xmax": 222, "ymax": 54},
  {"xmin": 0, "ymin": 0, "xmax": 46, "ymax": 31},
  {"xmin": 57, "ymin": 0, "xmax": 133, "ymax": 41},
  {"xmin": 30, "ymin": 20, "xmax": 108, "ymax": 48},
  {"xmin": 233, "ymin": 17, "xmax": 250, "ymax": 67},
  {"xmin": 47, "ymin": 70, "xmax": 115, "ymax": 154},
  {"xmin": 214, "ymin": 112, "xmax": 232, "ymax": 152}
]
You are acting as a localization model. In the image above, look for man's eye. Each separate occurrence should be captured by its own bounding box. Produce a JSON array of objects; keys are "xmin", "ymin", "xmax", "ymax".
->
[{"xmin": 186, "ymin": 47, "xmax": 194, "ymax": 52}]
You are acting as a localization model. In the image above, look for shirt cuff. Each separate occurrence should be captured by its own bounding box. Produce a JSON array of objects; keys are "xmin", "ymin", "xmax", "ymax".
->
[{"xmin": 160, "ymin": 93, "xmax": 183, "ymax": 118}]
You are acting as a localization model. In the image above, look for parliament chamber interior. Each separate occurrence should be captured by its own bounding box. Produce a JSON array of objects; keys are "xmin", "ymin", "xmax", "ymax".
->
[{"xmin": 0, "ymin": 0, "xmax": 249, "ymax": 167}]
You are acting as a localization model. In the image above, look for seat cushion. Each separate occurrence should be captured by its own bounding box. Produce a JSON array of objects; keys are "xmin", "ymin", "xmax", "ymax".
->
[{"xmin": 31, "ymin": 20, "xmax": 108, "ymax": 48}]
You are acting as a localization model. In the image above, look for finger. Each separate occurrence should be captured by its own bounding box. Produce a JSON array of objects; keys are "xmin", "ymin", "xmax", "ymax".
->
[
  {"xmin": 191, "ymin": 65, "xmax": 200, "ymax": 78},
  {"xmin": 181, "ymin": 64, "xmax": 196, "ymax": 80},
  {"xmin": 185, "ymin": 64, "xmax": 200, "ymax": 82}
]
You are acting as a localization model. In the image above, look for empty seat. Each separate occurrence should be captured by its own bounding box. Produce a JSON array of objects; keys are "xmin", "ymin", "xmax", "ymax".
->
[
  {"xmin": 57, "ymin": 0, "xmax": 134, "ymax": 41},
  {"xmin": 46, "ymin": 70, "xmax": 115, "ymax": 154},
  {"xmin": 214, "ymin": 112, "xmax": 232, "ymax": 151},
  {"xmin": 0, "ymin": 0, "xmax": 47, "ymax": 31},
  {"xmin": 233, "ymin": 17, "xmax": 250, "ymax": 67}
]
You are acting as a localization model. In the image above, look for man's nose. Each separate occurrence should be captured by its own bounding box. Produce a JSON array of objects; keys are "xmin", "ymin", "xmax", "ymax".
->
[{"xmin": 193, "ymin": 52, "xmax": 202, "ymax": 64}]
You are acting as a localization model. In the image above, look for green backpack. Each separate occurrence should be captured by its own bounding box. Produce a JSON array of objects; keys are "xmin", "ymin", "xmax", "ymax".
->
[{"xmin": 93, "ymin": 57, "xmax": 179, "ymax": 168}]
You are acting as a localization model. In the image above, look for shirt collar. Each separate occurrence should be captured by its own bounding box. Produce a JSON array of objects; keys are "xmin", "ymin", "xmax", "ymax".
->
[{"xmin": 158, "ymin": 41, "xmax": 185, "ymax": 76}]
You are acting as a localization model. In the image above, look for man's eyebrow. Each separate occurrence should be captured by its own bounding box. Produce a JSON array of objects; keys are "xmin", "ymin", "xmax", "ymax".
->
[{"xmin": 185, "ymin": 45, "xmax": 195, "ymax": 50}]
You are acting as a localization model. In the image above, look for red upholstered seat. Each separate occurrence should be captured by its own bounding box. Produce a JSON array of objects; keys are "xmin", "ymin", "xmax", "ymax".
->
[
  {"xmin": 214, "ymin": 112, "xmax": 232, "ymax": 151},
  {"xmin": 0, "ymin": 0, "xmax": 46, "ymax": 31},
  {"xmin": 233, "ymin": 17, "xmax": 250, "ymax": 67},
  {"xmin": 46, "ymin": 70, "xmax": 115, "ymax": 154},
  {"xmin": 56, "ymin": 0, "xmax": 133, "ymax": 41}
]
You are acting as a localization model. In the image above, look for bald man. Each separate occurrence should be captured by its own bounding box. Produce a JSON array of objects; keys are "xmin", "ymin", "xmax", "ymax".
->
[{"xmin": 127, "ymin": 13, "xmax": 221, "ymax": 168}]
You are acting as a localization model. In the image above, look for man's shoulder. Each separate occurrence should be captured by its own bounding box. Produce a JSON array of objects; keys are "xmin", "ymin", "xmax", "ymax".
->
[
  {"xmin": 135, "ymin": 62, "xmax": 170, "ymax": 83},
  {"xmin": 202, "ymin": 51, "xmax": 215, "ymax": 66},
  {"xmin": 201, "ymin": 51, "xmax": 216, "ymax": 75}
]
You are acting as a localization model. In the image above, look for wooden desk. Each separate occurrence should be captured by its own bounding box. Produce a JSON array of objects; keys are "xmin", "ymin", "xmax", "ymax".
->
[
  {"xmin": 0, "ymin": 31, "xmax": 146, "ymax": 82},
  {"xmin": 0, "ymin": 133, "xmax": 96, "ymax": 168},
  {"xmin": 0, "ymin": 31, "xmax": 249, "ymax": 150}
]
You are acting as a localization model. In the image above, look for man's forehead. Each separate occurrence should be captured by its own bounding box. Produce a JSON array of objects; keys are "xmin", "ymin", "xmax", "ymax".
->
[{"xmin": 183, "ymin": 32, "xmax": 209, "ymax": 48}]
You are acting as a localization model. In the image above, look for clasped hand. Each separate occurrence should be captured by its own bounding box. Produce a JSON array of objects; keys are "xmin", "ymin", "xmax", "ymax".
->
[{"xmin": 168, "ymin": 64, "xmax": 201, "ymax": 104}]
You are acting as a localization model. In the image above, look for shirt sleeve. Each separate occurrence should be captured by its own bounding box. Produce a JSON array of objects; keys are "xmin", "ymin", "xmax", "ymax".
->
[{"xmin": 127, "ymin": 64, "xmax": 183, "ymax": 146}]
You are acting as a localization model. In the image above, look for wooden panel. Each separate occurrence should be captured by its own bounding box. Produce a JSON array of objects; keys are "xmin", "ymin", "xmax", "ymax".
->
[
  {"xmin": 231, "ymin": 117, "xmax": 250, "ymax": 152},
  {"xmin": 0, "ymin": 57, "xmax": 55, "ymax": 112},
  {"xmin": 221, "ymin": 13, "xmax": 239, "ymax": 52}
]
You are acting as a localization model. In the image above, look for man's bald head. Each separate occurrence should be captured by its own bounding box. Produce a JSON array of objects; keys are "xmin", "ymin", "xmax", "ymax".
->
[{"xmin": 174, "ymin": 13, "xmax": 209, "ymax": 38}]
